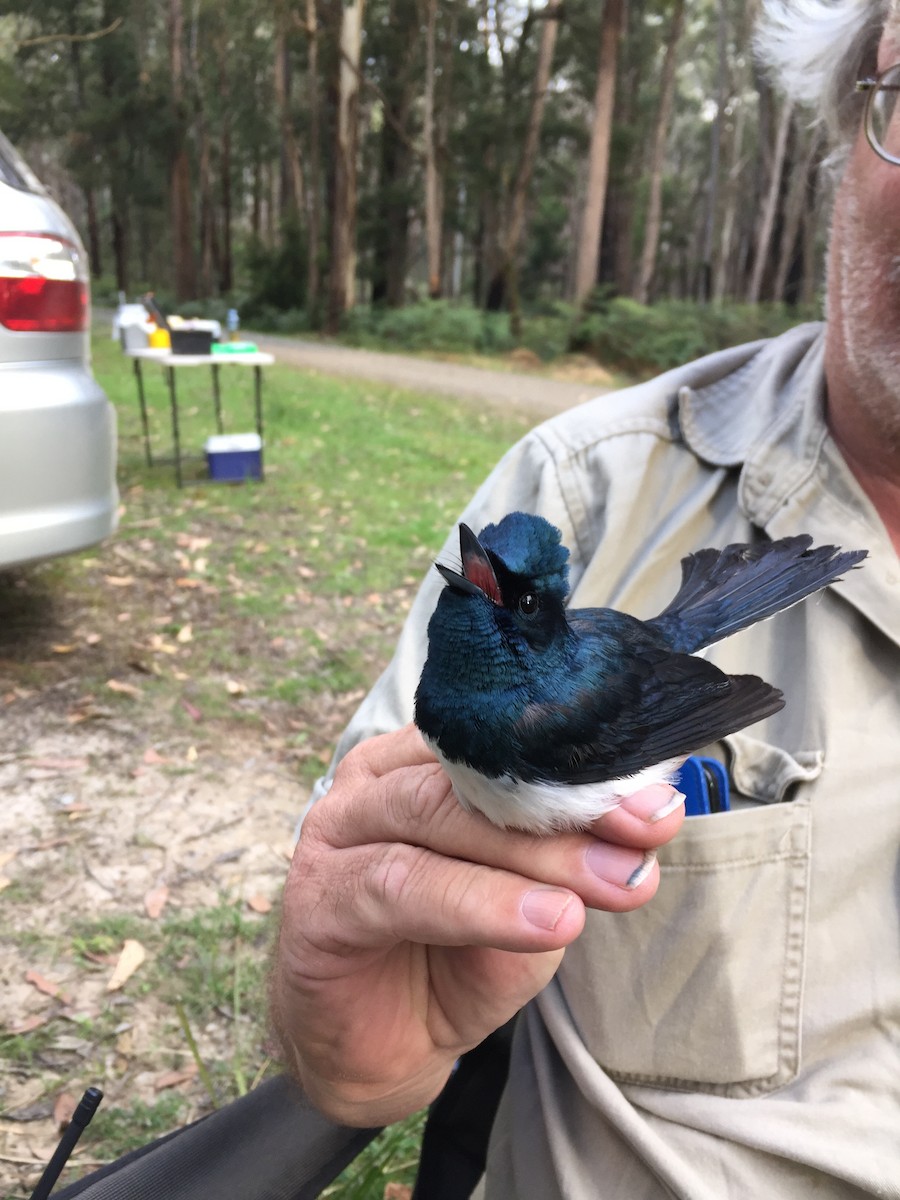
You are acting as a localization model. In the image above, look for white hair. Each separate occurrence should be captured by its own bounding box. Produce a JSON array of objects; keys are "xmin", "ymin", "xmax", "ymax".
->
[{"xmin": 755, "ymin": 0, "xmax": 894, "ymax": 162}]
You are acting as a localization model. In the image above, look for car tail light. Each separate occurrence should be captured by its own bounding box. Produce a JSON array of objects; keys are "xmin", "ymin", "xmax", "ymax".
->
[{"xmin": 0, "ymin": 233, "xmax": 88, "ymax": 332}]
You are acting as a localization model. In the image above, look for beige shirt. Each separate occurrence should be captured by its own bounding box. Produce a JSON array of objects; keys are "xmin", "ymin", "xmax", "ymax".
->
[{"xmin": 313, "ymin": 323, "xmax": 900, "ymax": 1197}]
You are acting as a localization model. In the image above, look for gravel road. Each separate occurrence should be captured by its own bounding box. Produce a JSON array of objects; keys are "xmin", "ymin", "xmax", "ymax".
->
[{"xmin": 249, "ymin": 331, "xmax": 608, "ymax": 420}]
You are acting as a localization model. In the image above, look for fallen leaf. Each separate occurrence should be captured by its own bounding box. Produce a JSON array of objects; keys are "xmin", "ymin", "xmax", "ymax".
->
[
  {"xmin": 176, "ymin": 533, "xmax": 211, "ymax": 553},
  {"xmin": 5, "ymin": 1098, "xmax": 54, "ymax": 1123},
  {"xmin": 107, "ymin": 679, "xmax": 142, "ymax": 699},
  {"xmin": 82, "ymin": 949, "xmax": 118, "ymax": 966},
  {"xmin": 175, "ymin": 577, "xmax": 202, "ymax": 589},
  {"xmin": 143, "ymin": 747, "xmax": 168, "ymax": 765},
  {"xmin": 247, "ymin": 894, "xmax": 272, "ymax": 914},
  {"xmin": 116, "ymin": 1028, "xmax": 134, "ymax": 1055},
  {"xmin": 181, "ymin": 699, "xmax": 202, "ymax": 722},
  {"xmin": 384, "ymin": 1185, "xmax": 413, "ymax": 1200},
  {"xmin": 106, "ymin": 939, "xmax": 147, "ymax": 991},
  {"xmin": 104, "ymin": 574, "xmax": 135, "ymax": 587},
  {"xmin": 25, "ymin": 970, "xmax": 70, "ymax": 1003},
  {"xmin": 0, "ymin": 876, "xmax": 11, "ymax": 891},
  {"xmin": 51, "ymin": 644, "xmax": 77, "ymax": 655},
  {"xmin": 0, "ymin": 849, "xmax": 16, "ymax": 869},
  {"xmin": 23, "ymin": 836, "xmax": 72, "ymax": 852},
  {"xmin": 29, "ymin": 757, "xmax": 88, "ymax": 773},
  {"xmin": 193, "ymin": 557, "xmax": 208, "ymax": 574},
  {"xmin": 186, "ymin": 745, "xmax": 198, "ymax": 763},
  {"xmin": 84, "ymin": 632, "xmax": 102, "ymax": 646},
  {"xmin": 153, "ymin": 1064, "xmax": 198, "ymax": 1092},
  {"xmin": 225, "ymin": 679, "xmax": 246, "ymax": 696},
  {"xmin": 144, "ymin": 885, "xmax": 169, "ymax": 920},
  {"xmin": 9, "ymin": 1013, "xmax": 49, "ymax": 1035},
  {"xmin": 149, "ymin": 634, "xmax": 178, "ymax": 656},
  {"xmin": 53, "ymin": 1092, "xmax": 77, "ymax": 1130},
  {"xmin": 176, "ymin": 623, "xmax": 193, "ymax": 644}
]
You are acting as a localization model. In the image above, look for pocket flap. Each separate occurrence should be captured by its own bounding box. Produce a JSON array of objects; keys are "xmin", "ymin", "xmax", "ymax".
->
[{"xmin": 723, "ymin": 732, "xmax": 823, "ymax": 804}]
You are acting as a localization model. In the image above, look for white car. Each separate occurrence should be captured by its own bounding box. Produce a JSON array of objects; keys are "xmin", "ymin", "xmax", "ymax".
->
[{"xmin": 0, "ymin": 129, "xmax": 117, "ymax": 568}]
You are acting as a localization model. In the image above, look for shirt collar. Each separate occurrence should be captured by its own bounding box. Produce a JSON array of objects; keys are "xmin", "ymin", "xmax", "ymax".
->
[{"xmin": 678, "ymin": 321, "xmax": 900, "ymax": 646}]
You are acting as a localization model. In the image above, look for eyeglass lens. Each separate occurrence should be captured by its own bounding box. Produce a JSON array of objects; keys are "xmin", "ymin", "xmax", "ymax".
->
[{"xmin": 868, "ymin": 64, "xmax": 900, "ymax": 161}]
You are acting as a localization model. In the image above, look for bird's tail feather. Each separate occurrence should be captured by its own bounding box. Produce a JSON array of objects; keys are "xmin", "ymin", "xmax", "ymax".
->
[{"xmin": 649, "ymin": 535, "xmax": 867, "ymax": 653}]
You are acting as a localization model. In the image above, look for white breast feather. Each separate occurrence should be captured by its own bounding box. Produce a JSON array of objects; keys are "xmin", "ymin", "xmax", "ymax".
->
[{"xmin": 423, "ymin": 736, "xmax": 682, "ymax": 834}]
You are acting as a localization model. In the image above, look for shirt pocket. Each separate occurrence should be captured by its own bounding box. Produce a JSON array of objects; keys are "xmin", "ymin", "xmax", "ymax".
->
[{"xmin": 559, "ymin": 737, "xmax": 819, "ymax": 1098}]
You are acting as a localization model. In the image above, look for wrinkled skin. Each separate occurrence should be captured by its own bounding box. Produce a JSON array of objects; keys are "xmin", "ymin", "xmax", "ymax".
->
[{"xmin": 271, "ymin": 724, "xmax": 684, "ymax": 1126}]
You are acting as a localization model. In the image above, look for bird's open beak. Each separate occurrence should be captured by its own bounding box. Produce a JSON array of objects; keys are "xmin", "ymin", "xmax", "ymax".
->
[{"xmin": 435, "ymin": 523, "xmax": 503, "ymax": 604}]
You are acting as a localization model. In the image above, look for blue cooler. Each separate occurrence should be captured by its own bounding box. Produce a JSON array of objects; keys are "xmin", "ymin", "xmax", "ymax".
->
[{"xmin": 205, "ymin": 433, "xmax": 262, "ymax": 482}]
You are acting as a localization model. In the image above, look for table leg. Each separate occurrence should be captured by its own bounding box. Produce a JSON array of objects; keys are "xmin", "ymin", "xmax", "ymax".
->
[
  {"xmin": 134, "ymin": 358, "xmax": 153, "ymax": 467},
  {"xmin": 212, "ymin": 363, "xmax": 224, "ymax": 434},
  {"xmin": 167, "ymin": 366, "xmax": 183, "ymax": 488},
  {"xmin": 254, "ymin": 365, "xmax": 265, "ymax": 482}
]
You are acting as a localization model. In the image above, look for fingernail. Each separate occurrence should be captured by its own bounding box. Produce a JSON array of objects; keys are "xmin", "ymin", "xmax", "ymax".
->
[
  {"xmin": 620, "ymin": 784, "xmax": 685, "ymax": 824},
  {"xmin": 522, "ymin": 888, "xmax": 573, "ymax": 930},
  {"xmin": 585, "ymin": 843, "xmax": 658, "ymax": 890}
]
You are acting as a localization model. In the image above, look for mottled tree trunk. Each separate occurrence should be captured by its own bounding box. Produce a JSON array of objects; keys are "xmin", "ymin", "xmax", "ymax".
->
[
  {"xmin": 424, "ymin": 0, "xmax": 442, "ymax": 298},
  {"xmin": 325, "ymin": 0, "xmax": 364, "ymax": 333},
  {"xmin": 575, "ymin": 0, "xmax": 625, "ymax": 305},
  {"xmin": 635, "ymin": 0, "xmax": 685, "ymax": 304},
  {"xmin": 747, "ymin": 99, "xmax": 793, "ymax": 302},
  {"xmin": 168, "ymin": 0, "xmax": 197, "ymax": 301}
]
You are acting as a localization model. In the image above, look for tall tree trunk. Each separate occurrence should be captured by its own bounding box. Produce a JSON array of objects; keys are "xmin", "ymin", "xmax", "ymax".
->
[
  {"xmin": 574, "ymin": 0, "xmax": 625, "ymax": 306},
  {"xmin": 217, "ymin": 32, "xmax": 233, "ymax": 294},
  {"xmin": 424, "ymin": 0, "xmax": 441, "ymax": 298},
  {"xmin": 698, "ymin": 0, "xmax": 727, "ymax": 301},
  {"xmin": 712, "ymin": 86, "xmax": 748, "ymax": 301},
  {"xmin": 304, "ymin": 0, "xmax": 322, "ymax": 318},
  {"xmin": 772, "ymin": 125, "xmax": 821, "ymax": 302},
  {"xmin": 369, "ymin": 0, "xmax": 418, "ymax": 308},
  {"xmin": 634, "ymin": 0, "xmax": 685, "ymax": 304},
  {"xmin": 189, "ymin": 0, "xmax": 219, "ymax": 296},
  {"xmin": 325, "ymin": 0, "xmax": 364, "ymax": 333},
  {"xmin": 168, "ymin": 0, "xmax": 197, "ymax": 301},
  {"xmin": 746, "ymin": 99, "xmax": 793, "ymax": 302},
  {"xmin": 275, "ymin": 8, "xmax": 305, "ymax": 219},
  {"xmin": 505, "ymin": 6, "xmax": 561, "ymax": 335},
  {"xmin": 67, "ymin": 24, "xmax": 102, "ymax": 276}
]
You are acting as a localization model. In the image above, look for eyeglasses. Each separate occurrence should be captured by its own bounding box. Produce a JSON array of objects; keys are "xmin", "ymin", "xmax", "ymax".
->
[{"xmin": 856, "ymin": 63, "xmax": 900, "ymax": 165}]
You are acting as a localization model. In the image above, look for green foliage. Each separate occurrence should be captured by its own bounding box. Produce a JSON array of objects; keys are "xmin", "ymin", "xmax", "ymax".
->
[
  {"xmin": 88, "ymin": 1095, "xmax": 188, "ymax": 1159},
  {"xmin": 569, "ymin": 297, "xmax": 820, "ymax": 374},
  {"xmin": 244, "ymin": 221, "xmax": 309, "ymax": 316},
  {"xmin": 338, "ymin": 300, "xmax": 574, "ymax": 361},
  {"xmin": 325, "ymin": 1111, "xmax": 428, "ymax": 1199}
]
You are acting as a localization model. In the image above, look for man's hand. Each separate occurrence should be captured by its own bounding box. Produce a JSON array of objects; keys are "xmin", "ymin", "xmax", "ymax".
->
[{"xmin": 271, "ymin": 724, "xmax": 684, "ymax": 1126}]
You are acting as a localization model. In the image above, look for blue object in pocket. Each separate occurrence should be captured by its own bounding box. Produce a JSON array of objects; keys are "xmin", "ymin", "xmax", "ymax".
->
[{"xmin": 676, "ymin": 755, "xmax": 730, "ymax": 817}]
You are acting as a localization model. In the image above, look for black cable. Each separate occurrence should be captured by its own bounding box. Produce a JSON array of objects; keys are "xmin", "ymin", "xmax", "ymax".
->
[{"xmin": 29, "ymin": 1087, "xmax": 103, "ymax": 1200}]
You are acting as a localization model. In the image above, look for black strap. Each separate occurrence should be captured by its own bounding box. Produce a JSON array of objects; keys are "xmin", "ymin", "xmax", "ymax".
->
[{"xmin": 53, "ymin": 1075, "xmax": 381, "ymax": 1200}]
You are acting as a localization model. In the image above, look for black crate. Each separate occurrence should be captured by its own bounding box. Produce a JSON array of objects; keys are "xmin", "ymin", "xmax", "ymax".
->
[{"xmin": 170, "ymin": 328, "xmax": 214, "ymax": 356}]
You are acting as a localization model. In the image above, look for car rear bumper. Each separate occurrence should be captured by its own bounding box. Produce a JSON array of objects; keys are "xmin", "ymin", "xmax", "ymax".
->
[{"xmin": 0, "ymin": 360, "xmax": 118, "ymax": 567}]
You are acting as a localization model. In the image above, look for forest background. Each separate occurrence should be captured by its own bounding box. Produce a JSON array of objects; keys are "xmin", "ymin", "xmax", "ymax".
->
[{"xmin": 0, "ymin": 0, "xmax": 825, "ymax": 372}]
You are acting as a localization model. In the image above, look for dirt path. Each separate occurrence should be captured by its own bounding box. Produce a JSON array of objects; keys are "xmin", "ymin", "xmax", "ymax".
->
[{"xmin": 248, "ymin": 332, "xmax": 610, "ymax": 419}]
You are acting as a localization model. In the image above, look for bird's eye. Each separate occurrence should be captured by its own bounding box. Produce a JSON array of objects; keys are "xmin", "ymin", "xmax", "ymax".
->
[{"xmin": 517, "ymin": 592, "xmax": 539, "ymax": 616}]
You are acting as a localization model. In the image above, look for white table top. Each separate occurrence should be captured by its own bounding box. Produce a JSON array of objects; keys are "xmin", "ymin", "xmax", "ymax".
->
[{"xmin": 125, "ymin": 348, "xmax": 275, "ymax": 367}]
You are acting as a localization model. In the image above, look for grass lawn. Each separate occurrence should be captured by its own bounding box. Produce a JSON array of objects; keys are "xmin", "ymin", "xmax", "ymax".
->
[{"xmin": 0, "ymin": 336, "xmax": 534, "ymax": 1198}]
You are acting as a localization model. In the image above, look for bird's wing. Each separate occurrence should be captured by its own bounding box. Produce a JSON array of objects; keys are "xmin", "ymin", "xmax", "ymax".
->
[{"xmin": 513, "ymin": 647, "xmax": 783, "ymax": 785}]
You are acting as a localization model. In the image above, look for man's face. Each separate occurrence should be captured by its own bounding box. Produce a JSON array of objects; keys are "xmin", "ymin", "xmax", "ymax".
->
[{"xmin": 827, "ymin": 27, "xmax": 900, "ymax": 448}]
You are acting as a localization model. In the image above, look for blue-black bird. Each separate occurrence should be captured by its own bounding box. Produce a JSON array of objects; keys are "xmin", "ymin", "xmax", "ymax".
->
[{"xmin": 414, "ymin": 513, "xmax": 866, "ymax": 832}]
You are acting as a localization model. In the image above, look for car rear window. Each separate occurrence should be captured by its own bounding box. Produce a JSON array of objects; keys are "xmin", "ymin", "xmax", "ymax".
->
[{"xmin": 0, "ymin": 131, "xmax": 44, "ymax": 193}]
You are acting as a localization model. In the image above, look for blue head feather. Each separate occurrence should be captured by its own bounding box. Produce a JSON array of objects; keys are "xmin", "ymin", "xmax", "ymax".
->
[{"xmin": 477, "ymin": 513, "xmax": 570, "ymax": 600}]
